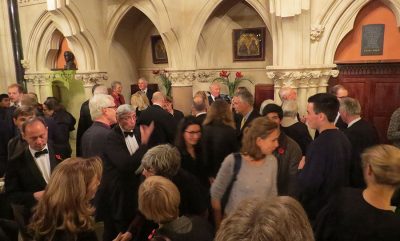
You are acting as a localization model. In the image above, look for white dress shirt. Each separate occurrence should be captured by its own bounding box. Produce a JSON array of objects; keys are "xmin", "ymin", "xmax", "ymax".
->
[
  {"xmin": 29, "ymin": 144, "xmax": 51, "ymax": 183},
  {"xmin": 120, "ymin": 127, "xmax": 139, "ymax": 155}
]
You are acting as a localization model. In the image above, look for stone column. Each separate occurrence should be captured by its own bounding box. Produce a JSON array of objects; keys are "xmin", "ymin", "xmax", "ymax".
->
[
  {"xmin": 266, "ymin": 65, "xmax": 338, "ymax": 117},
  {"xmin": 165, "ymin": 70, "xmax": 197, "ymax": 115}
]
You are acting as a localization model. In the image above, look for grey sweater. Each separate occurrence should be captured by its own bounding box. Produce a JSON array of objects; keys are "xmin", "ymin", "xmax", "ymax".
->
[
  {"xmin": 388, "ymin": 107, "xmax": 400, "ymax": 148},
  {"xmin": 210, "ymin": 153, "xmax": 278, "ymax": 215}
]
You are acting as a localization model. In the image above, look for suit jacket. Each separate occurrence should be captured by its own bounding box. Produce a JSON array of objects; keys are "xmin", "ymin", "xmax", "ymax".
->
[
  {"xmin": 235, "ymin": 109, "xmax": 260, "ymax": 143},
  {"xmin": 137, "ymin": 105, "xmax": 176, "ymax": 148},
  {"xmin": 145, "ymin": 88, "xmax": 155, "ymax": 103},
  {"xmin": 96, "ymin": 125, "xmax": 148, "ymax": 230},
  {"xmin": 194, "ymin": 113, "xmax": 207, "ymax": 125},
  {"xmin": 172, "ymin": 109, "xmax": 184, "ymax": 124},
  {"xmin": 343, "ymin": 119, "xmax": 379, "ymax": 188},
  {"xmin": 76, "ymin": 100, "xmax": 92, "ymax": 157},
  {"xmin": 5, "ymin": 143, "xmax": 60, "ymax": 212},
  {"xmin": 81, "ymin": 121, "xmax": 112, "ymax": 159}
]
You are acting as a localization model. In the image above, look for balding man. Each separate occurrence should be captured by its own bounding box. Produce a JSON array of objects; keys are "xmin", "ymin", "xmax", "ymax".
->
[
  {"xmin": 5, "ymin": 117, "xmax": 61, "ymax": 218},
  {"xmin": 138, "ymin": 78, "xmax": 154, "ymax": 103},
  {"xmin": 339, "ymin": 97, "xmax": 379, "ymax": 188},
  {"xmin": 278, "ymin": 87, "xmax": 297, "ymax": 102},
  {"xmin": 192, "ymin": 94, "xmax": 207, "ymax": 124},
  {"xmin": 137, "ymin": 92, "xmax": 176, "ymax": 147}
]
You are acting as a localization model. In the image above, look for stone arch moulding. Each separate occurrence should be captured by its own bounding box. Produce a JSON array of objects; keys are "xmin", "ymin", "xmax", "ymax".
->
[
  {"xmin": 188, "ymin": 0, "xmax": 276, "ymax": 68},
  {"xmin": 25, "ymin": 1, "xmax": 98, "ymax": 72},
  {"xmin": 106, "ymin": 0, "xmax": 182, "ymax": 67},
  {"xmin": 312, "ymin": 0, "xmax": 400, "ymax": 65}
]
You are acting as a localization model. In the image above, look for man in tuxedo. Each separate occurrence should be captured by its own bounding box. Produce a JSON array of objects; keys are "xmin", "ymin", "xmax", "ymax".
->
[
  {"xmin": 339, "ymin": 97, "xmax": 379, "ymax": 188},
  {"xmin": 81, "ymin": 94, "xmax": 117, "ymax": 158},
  {"xmin": 5, "ymin": 117, "xmax": 61, "ymax": 218},
  {"xmin": 138, "ymin": 77, "xmax": 154, "ymax": 103},
  {"xmin": 99, "ymin": 104, "xmax": 154, "ymax": 241},
  {"xmin": 192, "ymin": 94, "xmax": 207, "ymax": 124},
  {"xmin": 137, "ymin": 92, "xmax": 176, "ymax": 148},
  {"xmin": 232, "ymin": 89, "xmax": 259, "ymax": 143},
  {"xmin": 76, "ymin": 84, "xmax": 108, "ymax": 156}
]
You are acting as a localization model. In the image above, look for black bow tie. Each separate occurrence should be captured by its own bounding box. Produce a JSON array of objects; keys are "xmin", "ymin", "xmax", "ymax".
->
[
  {"xmin": 34, "ymin": 149, "xmax": 48, "ymax": 158},
  {"xmin": 124, "ymin": 132, "xmax": 134, "ymax": 137}
]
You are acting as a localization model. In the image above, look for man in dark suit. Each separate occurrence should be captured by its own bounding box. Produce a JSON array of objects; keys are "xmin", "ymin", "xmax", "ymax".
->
[
  {"xmin": 99, "ymin": 104, "xmax": 154, "ymax": 241},
  {"xmin": 138, "ymin": 77, "xmax": 154, "ymax": 104},
  {"xmin": 164, "ymin": 96, "xmax": 184, "ymax": 124},
  {"xmin": 5, "ymin": 117, "xmax": 61, "ymax": 219},
  {"xmin": 137, "ymin": 92, "xmax": 176, "ymax": 148},
  {"xmin": 76, "ymin": 84, "xmax": 108, "ymax": 156},
  {"xmin": 232, "ymin": 89, "xmax": 259, "ymax": 143},
  {"xmin": 81, "ymin": 94, "xmax": 117, "ymax": 158},
  {"xmin": 192, "ymin": 94, "xmax": 207, "ymax": 124},
  {"xmin": 207, "ymin": 82, "xmax": 230, "ymax": 105},
  {"xmin": 339, "ymin": 97, "xmax": 379, "ymax": 188}
]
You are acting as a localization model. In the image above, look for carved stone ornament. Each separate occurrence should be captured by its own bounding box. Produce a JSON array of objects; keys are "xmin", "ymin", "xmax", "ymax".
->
[
  {"xmin": 196, "ymin": 71, "xmax": 219, "ymax": 83},
  {"xmin": 18, "ymin": 0, "xmax": 46, "ymax": 7},
  {"xmin": 266, "ymin": 68, "xmax": 338, "ymax": 88},
  {"xmin": 20, "ymin": 59, "xmax": 30, "ymax": 70},
  {"xmin": 165, "ymin": 71, "xmax": 196, "ymax": 86},
  {"xmin": 75, "ymin": 72, "xmax": 108, "ymax": 86},
  {"xmin": 24, "ymin": 73, "xmax": 48, "ymax": 85},
  {"xmin": 310, "ymin": 25, "xmax": 325, "ymax": 42}
]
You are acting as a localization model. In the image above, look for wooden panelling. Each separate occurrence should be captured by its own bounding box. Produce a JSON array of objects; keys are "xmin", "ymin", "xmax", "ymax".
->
[
  {"xmin": 254, "ymin": 84, "xmax": 274, "ymax": 110},
  {"xmin": 332, "ymin": 62, "xmax": 400, "ymax": 143}
]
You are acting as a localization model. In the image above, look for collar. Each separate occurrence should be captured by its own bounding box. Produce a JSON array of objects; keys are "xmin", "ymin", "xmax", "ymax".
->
[
  {"xmin": 242, "ymin": 108, "xmax": 254, "ymax": 120},
  {"xmin": 29, "ymin": 144, "xmax": 49, "ymax": 158},
  {"xmin": 196, "ymin": 112, "xmax": 207, "ymax": 117},
  {"xmin": 347, "ymin": 117, "xmax": 361, "ymax": 128}
]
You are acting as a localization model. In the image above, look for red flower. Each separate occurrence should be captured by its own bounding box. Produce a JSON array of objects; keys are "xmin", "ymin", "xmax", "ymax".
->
[
  {"xmin": 152, "ymin": 70, "xmax": 160, "ymax": 75},
  {"xmin": 55, "ymin": 154, "xmax": 62, "ymax": 161},
  {"xmin": 219, "ymin": 70, "xmax": 229, "ymax": 78},
  {"xmin": 278, "ymin": 148, "xmax": 285, "ymax": 155},
  {"xmin": 235, "ymin": 71, "xmax": 243, "ymax": 78}
]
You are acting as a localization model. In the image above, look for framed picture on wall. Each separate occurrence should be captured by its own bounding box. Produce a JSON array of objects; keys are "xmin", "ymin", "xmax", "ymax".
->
[
  {"xmin": 232, "ymin": 27, "xmax": 265, "ymax": 61},
  {"xmin": 151, "ymin": 35, "xmax": 168, "ymax": 64}
]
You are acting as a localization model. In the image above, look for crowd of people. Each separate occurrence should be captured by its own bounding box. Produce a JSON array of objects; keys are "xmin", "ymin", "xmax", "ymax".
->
[{"xmin": 0, "ymin": 79, "xmax": 399, "ymax": 241}]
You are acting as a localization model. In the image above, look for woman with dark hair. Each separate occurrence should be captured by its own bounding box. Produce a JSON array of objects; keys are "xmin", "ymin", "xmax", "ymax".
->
[
  {"xmin": 43, "ymin": 97, "xmax": 76, "ymax": 157},
  {"xmin": 175, "ymin": 116, "xmax": 207, "ymax": 186},
  {"xmin": 210, "ymin": 117, "xmax": 280, "ymax": 228},
  {"xmin": 29, "ymin": 157, "xmax": 102, "ymax": 241},
  {"xmin": 202, "ymin": 99, "xmax": 239, "ymax": 183}
]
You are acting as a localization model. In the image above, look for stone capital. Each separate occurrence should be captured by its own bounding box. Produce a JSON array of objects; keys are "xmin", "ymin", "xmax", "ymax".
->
[
  {"xmin": 75, "ymin": 71, "xmax": 108, "ymax": 86},
  {"xmin": 165, "ymin": 70, "xmax": 196, "ymax": 87}
]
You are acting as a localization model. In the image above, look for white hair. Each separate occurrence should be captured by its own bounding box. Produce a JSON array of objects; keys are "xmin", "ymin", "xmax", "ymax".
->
[
  {"xmin": 282, "ymin": 100, "xmax": 298, "ymax": 117},
  {"xmin": 93, "ymin": 85, "xmax": 108, "ymax": 95},
  {"xmin": 116, "ymin": 104, "xmax": 135, "ymax": 118},
  {"xmin": 89, "ymin": 94, "xmax": 114, "ymax": 120}
]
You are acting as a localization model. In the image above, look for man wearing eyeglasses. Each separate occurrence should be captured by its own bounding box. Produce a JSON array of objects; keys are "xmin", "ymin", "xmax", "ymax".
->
[
  {"xmin": 99, "ymin": 104, "xmax": 154, "ymax": 241},
  {"xmin": 81, "ymin": 94, "xmax": 117, "ymax": 158}
]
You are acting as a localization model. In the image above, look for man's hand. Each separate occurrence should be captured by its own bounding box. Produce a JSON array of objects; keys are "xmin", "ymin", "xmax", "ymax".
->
[
  {"xmin": 140, "ymin": 121, "xmax": 155, "ymax": 145},
  {"xmin": 113, "ymin": 232, "xmax": 132, "ymax": 241},
  {"xmin": 33, "ymin": 190, "xmax": 44, "ymax": 200}
]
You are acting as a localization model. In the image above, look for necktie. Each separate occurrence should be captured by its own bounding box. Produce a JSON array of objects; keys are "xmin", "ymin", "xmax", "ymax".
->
[
  {"xmin": 35, "ymin": 149, "xmax": 49, "ymax": 158},
  {"xmin": 124, "ymin": 132, "xmax": 134, "ymax": 137},
  {"xmin": 240, "ymin": 117, "xmax": 247, "ymax": 129}
]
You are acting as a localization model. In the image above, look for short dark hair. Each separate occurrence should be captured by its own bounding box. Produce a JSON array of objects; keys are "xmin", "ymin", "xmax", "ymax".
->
[
  {"xmin": 308, "ymin": 93, "xmax": 339, "ymax": 122},
  {"xmin": 329, "ymin": 84, "xmax": 346, "ymax": 96},
  {"xmin": 21, "ymin": 116, "xmax": 47, "ymax": 133},
  {"xmin": 0, "ymin": 93, "xmax": 9, "ymax": 102},
  {"xmin": 262, "ymin": 104, "xmax": 283, "ymax": 120}
]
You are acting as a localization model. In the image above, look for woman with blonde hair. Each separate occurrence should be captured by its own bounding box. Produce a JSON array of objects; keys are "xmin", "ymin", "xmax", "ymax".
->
[
  {"xmin": 29, "ymin": 157, "xmax": 102, "ymax": 241},
  {"xmin": 210, "ymin": 117, "xmax": 279, "ymax": 228},
  {"xmin": 131, "ymin": 91, "xmax": 150, "ymax": 117},
  {"xmin": 202, "ymin": 99, "xmax": 239, "ymax": 182},
  {"xmin": 138, "ymin": 176, "xmax": 213, "ymax": 241},
  {"xmin": 215, "ymin": 196, "xmax": 314, "ymax": 241},
  {"xmin": 315, "ymin": 144, "xmax": 400, "ymax": 241}
]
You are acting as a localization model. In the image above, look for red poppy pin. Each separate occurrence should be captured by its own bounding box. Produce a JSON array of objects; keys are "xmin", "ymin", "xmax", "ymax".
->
[
  {"xmin": 55, "ymin": 154, "xmax": 62, "ymax": 161},
  {"xmin": 278, "ymin": 147, "xmax": 285, "ymax": 155}
]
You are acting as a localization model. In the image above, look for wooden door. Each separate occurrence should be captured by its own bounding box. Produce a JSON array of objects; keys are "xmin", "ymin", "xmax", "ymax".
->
[{"xmin": 332, "ymin": 62, "xmax": 400, "ymax": 143}]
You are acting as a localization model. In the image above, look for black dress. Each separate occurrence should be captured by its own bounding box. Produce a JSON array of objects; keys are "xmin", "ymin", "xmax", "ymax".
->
[
  {"xmin": 315, "ymin": 188, "xmax": 400, "ymax": 241},
  {"xmin": 52, "ymin": 109, "xmax": 76, "ymax": 158},
  {"xmin": 35, "ymin": 229, "xmax": 98, "ymax": 241}
]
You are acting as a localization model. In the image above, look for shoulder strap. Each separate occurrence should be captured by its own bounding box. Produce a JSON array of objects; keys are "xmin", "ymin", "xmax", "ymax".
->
[{"xmin": 232, "ymin": 152, "xmax": 242, "ymax": 181}]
